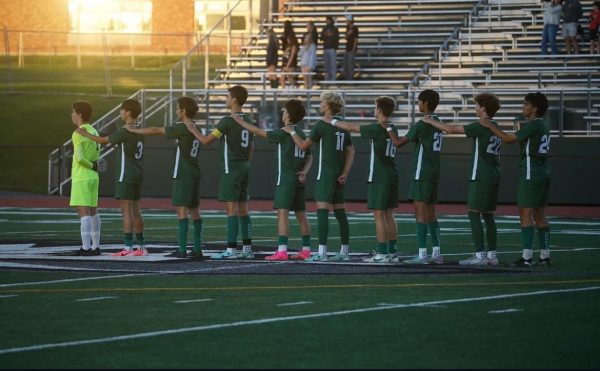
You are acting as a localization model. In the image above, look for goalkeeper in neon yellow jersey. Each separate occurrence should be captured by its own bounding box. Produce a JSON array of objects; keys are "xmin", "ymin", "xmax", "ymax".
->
[{"xmin": 69, "ymin": 100, "xmax": 102, "ymax": 256}]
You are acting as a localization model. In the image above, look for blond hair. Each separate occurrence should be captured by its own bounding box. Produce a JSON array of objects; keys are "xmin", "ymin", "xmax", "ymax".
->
[{"xmin": 319, "ymin": 91, "xmax": 345, "ymax": 114}]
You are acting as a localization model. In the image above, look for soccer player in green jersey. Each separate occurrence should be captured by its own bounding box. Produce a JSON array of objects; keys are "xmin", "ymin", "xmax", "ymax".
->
[
  {"xmin": 182, "ymin": 85, "xmax": 256, "ymax": 260},
  {"xmin": 386, "ymin": 89, "xmax": 444, "ymax": 264},
  {"xmin": 479, "ymin": 92, "xmax": 552, "ymax": 267},
  {"xmin": 229, "ymin": 99, "xmax": 314, "ymax": 261},
  {"xmin": 284, "ymin": 91, "xmax": 355, "ymax": 262},
  {"xmin": 322, "ymin": 96, "xmax": 399, "ymax": 263},
  {"xmin": 69, "ymin": 101, "xmax": 102, "ymax": 256},
  {"xmin": 423, "ymin": 93, "xmax": 502, "ymax": 266},
  {"xmin": 76, "ymin": 99, "xmax": 147, "ymax": 257},
  {"xmin": 126, "ymin": 97, "xmax": 205, "ymax": 260}
]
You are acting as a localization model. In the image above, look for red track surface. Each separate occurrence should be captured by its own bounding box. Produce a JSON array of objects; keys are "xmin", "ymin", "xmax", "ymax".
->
[{"xmin": 1, "ymin": 195, "xmax": 599, "ymax": 218}]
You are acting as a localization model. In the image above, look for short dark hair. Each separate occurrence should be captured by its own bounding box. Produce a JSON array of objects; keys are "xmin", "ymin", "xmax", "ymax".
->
[
  {"xmin": 474, "ymin": 93, "xmax": 500, "ymax": 118},
  {"xmin": 121, "ymin": 99, "xmax": 141, "ymax": 119},
  {"xmin": 376, "ymin": 96, "xmax": 395, "ymax": 117},
  {"xmin": 228, "ymin": 85, "xmax": 248, "ymax": 106},
  {"xmin": 524, "ymin": 92, "xmax": 549, "ymax": 117},
  {"xmin": 325, "ymin": 15, "xmax": 334, "ymax": 23},
  {"xmin": 177, "ymin": 96, "xmax": 199, "ymax": 118},
  {"xmin": 418, "ymin": 89, "xmax": 440, "ymax": 111},
  {"xmin": 285, "ymin": 99, "xmax": 306, "ymax": 124},
  {"xmin": 594, "ymin": 1, "xmax": 600, "ymax": 7},
  {"xmin": 72, "ymin": 101, "xmax": 93, "ymax": 122}
]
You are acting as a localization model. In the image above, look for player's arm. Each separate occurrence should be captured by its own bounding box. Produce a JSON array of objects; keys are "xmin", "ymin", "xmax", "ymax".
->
[
  {"xmin": 182, "ymin": 121, "xmax": 217, "ymax": 145},
  {"xmin": 297, "ymin": 153, "xmax": 313, "ymax": 184},
  {"xmin": 75, "ymin": 128, "xmax": 110, "ymax": 144},
  {"xmin": 338, "ymin": 144, "xmax": 355, "ymax": 185},
  {"xmin": 479, "ymin": 118, "xmax": 518, "ymax": 143},
  {"xmin": 230, "ymin": 114, "xmax": 267, "ymax": 139},
  {"xmin": 422, "ymin": 115, "xmax": 465, "ymax": 135},
  {"xmin": 126, "ymin": 126, "xmax": 166, "ymax": 136},
  {"xmin": 283, "ymin": 126, "xmax": 313, "ymax": 151},
  {"xmin": 387, "ymin": 127, "xmax": 409, "ymax": 148},
  {"xmin": 322, "ymin": 115, "xmax": 361, "ymax": 133}
]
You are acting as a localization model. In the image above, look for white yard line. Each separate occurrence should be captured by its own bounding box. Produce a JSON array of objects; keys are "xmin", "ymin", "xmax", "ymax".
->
[
  {"xmin": 174, "ymin": 298, "xmax": 213, "ymax": 304},
  {"xmin": 276, "ymin": 301, "xmax": 313, "ymax": 307},
  {"xmin": 75, "ymin": 296, "xmax": 117, "ymax": 302},
  {"xmin": 488, "ymin": 308, "xmax": 523, "ymax": 314},
  {"xmin": 0, "ymin": 285, "xmax": 598, "ymax": 355}
]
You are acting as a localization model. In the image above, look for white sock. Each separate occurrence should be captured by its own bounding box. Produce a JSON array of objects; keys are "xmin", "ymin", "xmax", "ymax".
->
[
  {"xmin": 487, "ymin": 250, "xmax": 497, "ymax": 260},
  {"xmin": 418, "ymin": 248, "xmax": 427, "ymax": 259},
  {"xmin": 476, "ymin": 251, "xmax": 485, "ymax": 259},
  {"xmin": 540, "ymin": 249, "xmax": 550, "ymax": 259},
  {"xmin": 226, "ymin": 247, "xmax": 236, "ymax": 254},
  {"xmin": 432, "ymin": 246, "xmax": 440, "ymax": 258},
  {"xmin": 277, "ymin": 245, "xmax": 288, "ymax": 252},
  {"xmin": 90, "ymin": 213, "xmax": 101, "ymax": 249},
  {"xmin": 340, "ymin": 244, "xmax": 349, "ymax": 255},
  {"xmin": 318, "ymin": 244, "xmax": 327, "ymax": 257},
  {"xmin": 80, "ymin": 216, "xmax": 92, "ymax": 250},
  {"xmin": 522, "ymin": 249, "xmax": 533, "ymax": 260},
  {"xmin": 243, "ymin": 245, "xmax": 252, "ymax": 253},
  {"xmin": 302, "ymin": 246, "xmax": 311, "ymax": 252}
]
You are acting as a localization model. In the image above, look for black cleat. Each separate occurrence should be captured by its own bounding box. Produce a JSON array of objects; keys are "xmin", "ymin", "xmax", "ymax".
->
[
  {"xmin": 166, "ymin": 251, "xmax": 189, "ymax": 259},
  {"xmin": 511, "ymin": 257, "xmax": 533, "ymax": 267},
  {"xmin": 537, "ymin": 257, "xmax": 552, "ymax": 266},
  {"xmin": 88, "ymin": 248, "xmax": 101, "ymax": 256},
  {"xmin": 188, "ymin": 251, "xmax": 205, "ymax": 261}
]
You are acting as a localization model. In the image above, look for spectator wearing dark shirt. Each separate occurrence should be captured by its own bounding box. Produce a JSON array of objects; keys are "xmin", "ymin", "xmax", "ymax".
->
[
  {"xmin": 320, "ymin": 16, "xmax": 339, "ymax": 81},
  {"xmin": 266, "ymin": 27, "xmax": 279, "ymax": 88},
  {"xmin": 342, "ymin": 15, "xmax": 359, "ymax": 80},
  {"xmin": 280, "ymin": 20, "xmax": 299, "ymax": 88},
  {"xmin": 562, "ymin": 0, "xmax": 583, "ymax": 54},
  {"xmin": 589, "ymin": 1, "xmax": 600, "ymax": 54}
]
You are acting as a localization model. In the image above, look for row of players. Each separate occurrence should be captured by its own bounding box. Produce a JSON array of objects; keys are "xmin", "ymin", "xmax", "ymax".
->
[{"xmin": 70, "ymin": 86, "xmax": 551, "ymax": 266}]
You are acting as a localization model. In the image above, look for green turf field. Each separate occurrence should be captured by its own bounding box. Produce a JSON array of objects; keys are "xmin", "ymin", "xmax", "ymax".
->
[{"xmin": 1, "ymin": 207, "xmax": 599, "ymax": 368}]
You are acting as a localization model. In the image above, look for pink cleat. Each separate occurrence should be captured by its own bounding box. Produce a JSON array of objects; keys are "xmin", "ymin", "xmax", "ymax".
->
[
  {"xmin": 265, "ymin": 251, "xmax": 289, "ymax": 261},
  {"xmin": 111, "ymin": 249, "xmax": 133, "ymax": 257},
  {"xmin": 131, "ymin": 248, "xmax": 148, "ymax": 256},
  {"xmin": 290, "ymin": 250, "xmax": 311, "ymax": 261}
]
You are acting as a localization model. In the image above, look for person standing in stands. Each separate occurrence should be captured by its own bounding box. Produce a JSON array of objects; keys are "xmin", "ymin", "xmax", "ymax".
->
[
  {"xmin": 280, "ymin": 20, "xmax": 299, "ymax": 89},
  {"xmin": 266, "ymin": 27, "xmax": 279, "ymax": 89},
  {"xmin": 320, "ymin": 15, "xmax": 339, "ymax": 81},
  {"xmin": 300, "ymin": 21, "xmax": 318, "ymax": 89},
  {"xmin": 342, "ymin": 15, "xmax": 359, "ymax": 80},
  {"xmin": 562, "ymin": 0, "xmax": 583, "ymax": 54},
  {"xmin": 541, "ymin": 0, "xmax": 562, "ymax": 56},
  {"xmin": 588, "ymin": 1, "xmax": 600, "ymax": 54}
]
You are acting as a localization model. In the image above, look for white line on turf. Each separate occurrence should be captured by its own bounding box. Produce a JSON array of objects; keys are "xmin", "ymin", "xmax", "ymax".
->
[
  {"xmin": 276, "ymin": 301, "xmax": 314, "ymax": 307},
  {"xmin": 0, "ymin": 294, "xmax": 18, "ymax": 298},
  {"xmin": 488, "ymin": 309, "xmax": 523, "ymax": 314},
  {"xmin": 174, "ymin": 299, "xmax": 213, "ymax": 304},
  {"xmin": 0, "ymin": 274, "xmax": 151, "ymax": 288},
  {"xmin": 0, "ymin": 285, "xmax": 598, "ymax": 355},
  {"xmin": 75, "ymin": 296, "xmax": 117, "ymax": 302}
]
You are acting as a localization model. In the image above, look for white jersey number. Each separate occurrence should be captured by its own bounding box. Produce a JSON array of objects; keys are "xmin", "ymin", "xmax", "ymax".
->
[
  {"xmin": 335, "ymin": 132, "xmax": 345, "ymax": 151},
  {"xmin": 385, "ymin": 139, "xmax": 396, "ymax": 158},
  {"xmin": 294, "ymin": 145, "xmax": 305, "ymax": 158},
  {"xmin": 241, "ymin": 130, "xmax": 250, "ymax": 148},
  {"xmin": 190, "ymin": 140, "xmax": 200, "ymax": 157},
  {"xmin": 538, "ymin": 135, "xmax": 550, "ymax": 154},
  {"xmin": 432, "ymin": 132, "xmax": 443, "ymax": 152},
  {"xmin": 486, "ymin": 136, "xmax": 501, "ymax": 155},
  {"xmin": 134, "ymin": 141, "xmax": 144, "ymax": 160}
]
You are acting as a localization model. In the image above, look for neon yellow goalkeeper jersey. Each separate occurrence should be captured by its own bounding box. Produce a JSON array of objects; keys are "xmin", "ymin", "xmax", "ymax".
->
[{"xmin": 71, "ymin": 123, "xmax": 100, "ymax": 182}]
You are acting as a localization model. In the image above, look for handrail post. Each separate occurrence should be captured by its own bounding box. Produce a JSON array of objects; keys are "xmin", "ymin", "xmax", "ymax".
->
[
  {"xmin": 204, "ymin": 35, "xmax": 210, "ymax": 90},
  {"xmin": 182, "ymin": 59, "xmax": 187, "ymax": 95},
  {"xmin": 559, "ymin": 91, "xmax": 564, "ymax": 137},
  {"xmin": 140, "ymin": 89, "xmax": 146, "ymax": 128},
  {"xmin": 169, "ymin": 70, "xmax": 173, "ymax": 123},
  {"xmin": 227, "ymin": 1, "xmax": 232, "ymax": 66},
  {"xmin": 588, "ymin": 74, "xmax": 592, "ymax": 116},
  {"xmin": 410, "ymin": 90, "xmax": 416, "ymax": 126},
  {"xmin": 205, "ymin": 90, "xmax": 211, "ymax": 128}
]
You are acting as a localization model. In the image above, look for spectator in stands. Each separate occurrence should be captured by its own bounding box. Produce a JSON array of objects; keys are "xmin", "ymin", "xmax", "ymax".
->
[
  {"xmin": 541, "ymin": 0, "xmax": 562, "ymax": 56},
  {"xmin": 300, "ymin": 21, "xmax": 318, "ymax": 89},
  {"xmin": 320, "ymin": 15, "xmax": 339, "ymax": 81},
  {"xmin": 280, "ymin": 20, "xmax": 299, "ymax": 88},
  {"xmin": 562, "ymin": 0, "xmax": 583, "ymax": 54},
  {"xmin": 342, "ymin": 15, "xmax": 359, "ymax": 80},
  {"xmin": 589, "ymin": 1, "xmax": 600, "ymax": 54},
  {"xmin": 266, "ymin": 27, "xmax": 279, "ymax": 89}
]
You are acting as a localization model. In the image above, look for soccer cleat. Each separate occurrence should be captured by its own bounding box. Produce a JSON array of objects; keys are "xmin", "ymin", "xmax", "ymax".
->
[
  {"xmin": 88, "ymin": 248, "xmax": 101, "ymax": 256},
  {"xmin": 304, "ymin": 254, "xmax": 328, "ymax": 262},
  {"xmin": 238, "ymin": 250, "xmax": 255, "ymax": 259},
  {"xmin": 330, "ymin": 252, "xmax": 350, "ymax": 261},
  {"xmin": 487, "ymin": 257, "xmax": 499, "ymax": 266},
  {"xmin": 131, "ymin": 248, "xmax": 148, "ymax": 257},
  {"xmin": 188, "ymin": 251, "xmax": 205, "ymax": 261},
  {"xmin": 428, "ymin": 254, "xmax": 444, "ymax": 264},
  {"xmin": 511, "ymin": 257, "xmax": 533, "ymax": 267},
  {"xmin": 459, "ymin": 255, "xmax": 487, "ymax": 266},
  {"xmin": 265, "ymin": 251, "xmax": 289, "ymax": 261},
  {"xmin": 166, "ymin": 251, "xmax": 188, "ymax": 259},
  {"xmin": 290, "ymin": 250, "xmax": 311, "ymax": 260},
  {"xmin": 111, "ymin": 249, "xmax": 134, "ymax": 257},
  {"xmin": 402, "ymin": 256, "xmax": 429, "ymax": 265},
  {"xmin": 362, "ymin": 253, "xmax": 390, "ymax": 263},
  {"xmin": 537, "ymin": 257, "xmax": 552, "ymax": 266},
  {"xmin": 389, "ymin": 254, "xmax": 409, "ymax": 263}
]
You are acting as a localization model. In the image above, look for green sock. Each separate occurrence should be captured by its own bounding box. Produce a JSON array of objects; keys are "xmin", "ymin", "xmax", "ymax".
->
[
  {"xmin": 482, "ymin": 213, "xmax": 497, "ymax": 251},
  {"xmin": 521, "ymin": 226, "xmax": 535, "ymax": 250},
  {"xmin": 387, "ymin": 240, "xmax": 397, "ymax": 254},
  {"xmin": 178, "ymin": 218, "xmax": 189, "ymax": 253},
  {"xmin": 377, "ymin": 242, "xmax": 387, "ymax": 254},
  {"xmin": 468, "ymin": 211, "xmax": 485, "ymax": 252},
  {"xmin": 428, "ymin": 220, "xmax": 440, "ymax": 247},
  {"xmin": 193, "ymin": 218, "xmax": 203, "ymax": 253},
  {"xmin": 240, "ymin": 215, "xmax": 252, "ymax": 245},
  {"xmin": 227, "ymin": 216, "xmax": 239, "ymax": 245},
  {"xmin": 124, "ymin": 233, "xmax": 133, "ymax": 248},
  {"xmin": 302, "ymin": 235, "xmax": 311, "ymax": 247},
  {"xmin": 537, "ymin": 227, "xmax": 550, "ymax": 250},
  {"xmin": 416, "ymin": 222, "xmax": 427, "ymax": 250},
  {"xmin": 317, "ymin": 209, "xmax": 329, "ymax": 246},
  {"xmin": 334, "ymin": 209, "xmax": 350, "ymax": 245},
  {"xmin": 134, "ymin": 232, "xmax": 144, "ymax": 246},
  {"xmin": 278, "ymin": 235, "xmax": 288, "ymax": 245}
]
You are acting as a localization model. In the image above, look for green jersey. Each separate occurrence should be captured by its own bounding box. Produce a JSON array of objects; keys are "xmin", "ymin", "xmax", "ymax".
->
[
  {"xmin": 71, "ymin": 123, "xmax": 100, "ymax": 182},
  {"xmin": 267, "ymin": 126, "xmax": 311, "ymax": 185},
  {"xmin": 165, "ymin": 122, "xmax": 201, "ymax": 179},
  {"xmin": 515, "ymin": 117, "xmax": 550, "ymax": 180},
  {"xmin": 108, "ymin": 126, "xmax": 144, "ymax": 184},
  {"xmin": 308, "ymin": 118, "xmax": 353, "ymax": 181},
  {"xmin": 359, "ymin": 123, "xmax": 398, "ymax": 184},
  {"xmin": 406, "ymin": 115, "xmax": 443, "ymax": 181},
  {"xmin": 214, "ymin": 113, "xmax": 256, "ymax": 174},
  {"xmin": 463, "ymin": 120, "xmax": 501, "ymax": 184}
]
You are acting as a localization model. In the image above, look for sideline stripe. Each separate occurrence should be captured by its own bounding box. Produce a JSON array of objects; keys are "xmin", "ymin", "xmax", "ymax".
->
[
  {"xmin": 0, "ymin": 286, "xmax": 598, "ymax": 355},
  {"xmin": 488, "ymin": 308, "xmax": 522, "ymax": 314},
  {"xmin": 276, "ymin": 301, "xmax": 313, "ymax": 307},
  {"xmin": 174, "ymin": 299, "xmax": 213, "ymax": 304},
  {"xmin": 76, "ymin": 296, "xmax": 117, "ymax": 302}
]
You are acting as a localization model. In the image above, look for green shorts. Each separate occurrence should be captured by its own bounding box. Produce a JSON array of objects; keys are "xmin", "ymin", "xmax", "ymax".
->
[
  {"xmin": 273, "ymin": 181, "xmax": 306, "ymax": 211},
  {"xmin": 408, "ymin": 180, "xmax": 438, "ymax": 204},
  {"xmin": 70, "ymin": 179, "xmax": 99, "ymax": 207},
  {"xmin": 518, "ymin": 178, "xmax": 550, "ymax": 208},
  {"xmin": 172, "ymin": 175, "xmax": 201, "ymax": 208},
  {"xmin": 114, "ymin": 182, "xmax": 142, "ymax": 201},
  {"xmin": 314, "ymin": 179, "xmax": 345, "ymax": 204},
  {"xmin": 368, "ymin": 182, "xmax": 399, "ymax": 210},
  {"xmin": 467, "ymin": 180, "xmax": 499, "ymax": 212},
  {"xmin": 218, "ymin": 162, "xmax": 250, "ymax": 202}
]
